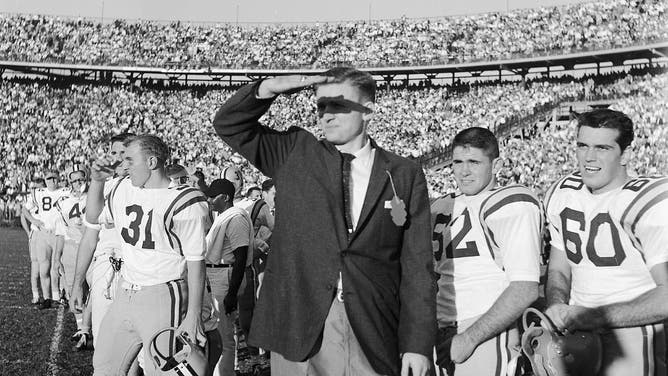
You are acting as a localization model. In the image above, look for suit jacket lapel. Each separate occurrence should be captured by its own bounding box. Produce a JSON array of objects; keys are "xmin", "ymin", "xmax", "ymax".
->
[{"xmin": 350, "ymin": 145, "xmax": 390, "ymax": 243}]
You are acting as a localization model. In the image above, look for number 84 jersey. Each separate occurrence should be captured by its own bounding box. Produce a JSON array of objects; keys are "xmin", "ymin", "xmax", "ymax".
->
[
  {"xmin": 544, "ymin": 173, "xmax": 668, "ymax": 308},
  {"xmin": 431, "ymin": 185, "xmax": 542, "ymax": 323}
]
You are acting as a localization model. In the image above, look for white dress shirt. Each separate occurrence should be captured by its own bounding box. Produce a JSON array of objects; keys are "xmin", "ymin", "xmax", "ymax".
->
[{"xmin": 338, "ymin": 139, "xmax": 376, "ymax": 290}]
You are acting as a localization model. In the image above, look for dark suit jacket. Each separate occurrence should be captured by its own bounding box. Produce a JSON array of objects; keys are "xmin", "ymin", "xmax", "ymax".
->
[{"xmin": 212, "ymin": 82, "xmax": 436, "ymax": 376}]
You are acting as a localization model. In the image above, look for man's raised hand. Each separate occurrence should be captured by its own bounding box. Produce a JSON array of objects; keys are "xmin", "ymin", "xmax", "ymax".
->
[
  {"xmin": 90, "ymin": 156, "xmax": 120, "ymax": 182},
  {"xmin": 256, "ymin": 75, "xmax": 334, "ymax": 99}
]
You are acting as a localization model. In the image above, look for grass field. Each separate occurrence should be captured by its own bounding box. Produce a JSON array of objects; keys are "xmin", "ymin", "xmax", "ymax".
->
[
  {"xmin": 0, "ymin": 227, "xmax": 93, "ymax": 376},
  {"xmin": 0, "ymin": 227, "xmax": 269, "ymax": 376}
]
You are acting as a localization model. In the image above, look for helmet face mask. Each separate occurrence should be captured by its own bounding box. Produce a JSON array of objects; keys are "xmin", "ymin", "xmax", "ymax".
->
[
  {"xmin": 521, "ymin": 308, "xmax": 603, "ymax": 376},
  {"xmin": 149, "ymin": 327, "xmax": 208, "ymax": 376}
]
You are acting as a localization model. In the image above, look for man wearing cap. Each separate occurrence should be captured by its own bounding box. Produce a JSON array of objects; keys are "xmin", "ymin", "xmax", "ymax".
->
[
  {"xmin": 204, "ymin": 178, "xmax": 254, "ymax": 376},
  {"xmin": 211, "ymin": 67, "xmax": 436, "ymax": 376}
]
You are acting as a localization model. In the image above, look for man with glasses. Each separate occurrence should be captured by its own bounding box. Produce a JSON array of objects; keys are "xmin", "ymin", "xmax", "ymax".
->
[
  {"xmin": 54, "ymin": 169, "xmax": 90, "ymax": 349},
  {"xmin": 23, "ymin": 170, "xmax": 70, "ymax": 309},
  {"xmin": 166, "ymin": 163, "xmax": 190, "ymax": 187}
]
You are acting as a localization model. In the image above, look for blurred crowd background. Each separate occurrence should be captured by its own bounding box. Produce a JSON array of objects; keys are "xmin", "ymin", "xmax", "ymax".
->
[
  {"xmin": 0, "ymin": 0, "xmax": 666, "ymax": 224},
  {"xmin": 0, "ymin": 0, "xmax": 665, "ymax": 69}
]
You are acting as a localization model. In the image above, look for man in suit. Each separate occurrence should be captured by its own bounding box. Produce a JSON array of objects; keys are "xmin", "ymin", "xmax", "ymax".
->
[{"xmin": 211, "ymin": 67, "xmax": 436, "ymax": 376}]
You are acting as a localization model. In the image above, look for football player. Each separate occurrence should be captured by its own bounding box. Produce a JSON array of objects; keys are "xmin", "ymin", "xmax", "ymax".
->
[
  {"xmin": 431, "ymin": 127, "xmax": 541, "ymax": 375},
  {"xmin": 54, "ymin": 169, "xmax": 89, "ymax": 347},
  {"xmin": 88, "ymin": 135, "xmax": 210, "ymax": 375},
  {"xmin": 71, "ymin": 132, "xmax": 133, "ymax": 351},
  {"xmin": 544, "ymin": 109, "xmax": 668, "ymax": 375},
  {"xmin": 23, "ymin": 170, "xmax": 70, "ymax": 309},
  {"xmin": 22, "ymin": 178, "xmax": 46, "ymax": 306}
]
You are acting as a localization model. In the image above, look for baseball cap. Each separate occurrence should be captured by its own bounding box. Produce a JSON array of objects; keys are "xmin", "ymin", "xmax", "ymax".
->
[{"xmin": 205, "ymin": 179, "xmax": 235, "ymax": 199}]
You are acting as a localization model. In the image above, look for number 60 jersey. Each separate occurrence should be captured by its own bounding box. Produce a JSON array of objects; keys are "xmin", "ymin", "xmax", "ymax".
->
[
  {"xmin": 431, "ymin": 185, "xmax": 543, "ymax": 324},
  {"xmin": 106, "ymin": 177, "xmax": 210, "ymax": 286},
  {"xmin": 544, "ymin": 173, "xmax": 668, "ymax": 308}
]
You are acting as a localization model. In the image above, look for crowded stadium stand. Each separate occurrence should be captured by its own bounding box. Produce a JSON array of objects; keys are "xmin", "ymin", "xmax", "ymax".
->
[{"xmin": 1, "ymin": 0, "xmax": 667, "ymax": 226}]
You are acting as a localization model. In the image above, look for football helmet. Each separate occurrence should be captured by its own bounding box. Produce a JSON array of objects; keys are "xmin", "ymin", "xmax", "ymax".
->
[
  {"xmin": 148, "ymin": 327, "xmax": 208, "ymax": 376},
  {"xmin": 521, "ymin": 308, "xmax": 602, "ymax": 376}
]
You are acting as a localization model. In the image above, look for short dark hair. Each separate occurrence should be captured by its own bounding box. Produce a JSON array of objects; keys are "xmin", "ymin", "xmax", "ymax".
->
[
  {"xmin": 124, "ymin": 135, "xmax": 170, "ymax": 165},
  {"xmin": 246, "ymin": 186, "xmax": 261, "ymax": 198},
  {"xmin": 451, "ymin": 127, "xmax": 499, "ymax": 159},
  {"xmin": 33, "ymin": 178, "xmax": 45, "ymax": 186},
  {"xmin": 320, "ymin": 67, "xmax": 376, "ymax": 103},
  {"xmin": 261, "ymin": 179, "xmax": 274, "ymax": 192},
  {"xmin": 576, "ymin": 109, "xmax": 634, "ymax": 152},
  {"xmin": 110, "ymin": 132, "xmax": 135, "ymax": 145}
]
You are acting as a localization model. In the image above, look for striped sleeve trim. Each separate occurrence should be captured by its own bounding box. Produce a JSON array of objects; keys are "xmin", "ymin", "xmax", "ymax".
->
[
  {"xmin": 164, "ymin": 188, "xmax": 206, "ymax": 254},
  {"xmin": 480, "ymin": 185, "xmax": 541, "ymax": 221},
  {"xmin": 106, "ymin": 177, "xmax": 126, "ymax": 221},
  {"xmin": 479, "ymin": 185, "xmax": 542, "ymax": 257},
  {"xmin": 620, "ymin": 178, "xmax": 668, "ymax": 250}
]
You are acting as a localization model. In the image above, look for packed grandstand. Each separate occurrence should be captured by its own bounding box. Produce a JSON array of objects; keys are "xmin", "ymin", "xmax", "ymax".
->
[{"xmin": 0, "ymin": 0, "xmax": 666, "ymax": 224}]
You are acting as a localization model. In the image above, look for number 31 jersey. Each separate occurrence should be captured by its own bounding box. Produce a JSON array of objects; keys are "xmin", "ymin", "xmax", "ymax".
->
[
  {"xmin": 431, "ymin": 185, "xmax": 542, "ymax": 323},
  {"xmin": 544, "ymin": 173, "xmax": 668, "ymax": 308},
  {"xmin": 107, "ymin": 177, "xmax": 210, "ymax": 286}
]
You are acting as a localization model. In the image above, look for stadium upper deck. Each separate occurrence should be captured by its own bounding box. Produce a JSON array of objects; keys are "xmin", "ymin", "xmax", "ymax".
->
[{"xmin": 0, "ymin": 0, "xmax": 666, "ymax": 70}]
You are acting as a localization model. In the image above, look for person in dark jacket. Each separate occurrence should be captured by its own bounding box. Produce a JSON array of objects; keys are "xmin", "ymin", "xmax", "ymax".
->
[{"xmin": 211, "ymin": 67, "xmax": 436, "ymax": 376}]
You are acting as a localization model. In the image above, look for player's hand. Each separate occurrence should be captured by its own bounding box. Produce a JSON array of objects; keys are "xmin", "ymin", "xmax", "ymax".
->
[
  {"xmin": 257, "ymin": 75, "xmax": 334, "ymax": 98},
  {"xmin": 177, "ymin": 313, "xmax": 206, "ymax": 348},
  {"xmin": 400, "ymin": 352, "xmax": 431, "ymax": 376},
  {"xmin": 545, "ymin": 304, "xmax": 602, "ymax": 332},
  {"xmin": 450, "ymin": 332, "xmax": 478, "ymax": 364},
  {"xmin": 544, "ymin": 303, "xmax": 571, "ymax": 332},
  {"xmin": 223, "ymin": 293, "xmax": 237, "ymax": 316},
  {"xmin": 52, "ymin": 260, "xmax": 64, "ymax": 277},
  {"xmin": 90, "ymin": 156, "xmax": 120, "ymax": 182},
  {"xmin": 70, "ymin": 281, "xmax": 86, "ymax": 313}
]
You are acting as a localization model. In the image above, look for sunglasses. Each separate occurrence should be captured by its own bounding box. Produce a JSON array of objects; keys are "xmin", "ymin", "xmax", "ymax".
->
[{"xmin": 316, "ymin": 96, "xmax": 372, "ymax": 118}]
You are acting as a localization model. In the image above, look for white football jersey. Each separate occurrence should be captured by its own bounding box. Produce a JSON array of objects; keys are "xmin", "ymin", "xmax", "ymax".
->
[
  {"xmin": 25, "ymin": 187, "xmax": 70, "ymax": 231},
  {"xmin": 55, "ymin": 192, "xmax": 87, "ymax": 242},
  {"xmin": 93, "ymin": 177, "xmax": 124, "ymax": 257},
  {"xmin": 545, "ymin": 173, "xmax": 668, "ymax": 308},
  {"xmin": 107, "ymin": 177, "xmax": 210, "ymax": 286},
  {"xmin": 431, "ymin": 185, "xmax": 542, "ymax": 323}
]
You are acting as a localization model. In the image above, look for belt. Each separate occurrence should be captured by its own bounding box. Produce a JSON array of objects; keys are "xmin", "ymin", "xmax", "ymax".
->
[
  {"xmin": 206, "ymin": 263, "xmax": 233, "ymax": 268},
  {"xmin": 121, "ymin": 278, "xmax": 183, "ymax": 291}
]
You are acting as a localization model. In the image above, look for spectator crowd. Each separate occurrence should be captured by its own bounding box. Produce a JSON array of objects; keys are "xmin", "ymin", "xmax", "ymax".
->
[
  {"xmin": 0, "ymin": 0, "xmax": 665, "ymax": 69},
  {"xmin": 1, "ymin": 70, "xmax": 666, "ymax": 214}
]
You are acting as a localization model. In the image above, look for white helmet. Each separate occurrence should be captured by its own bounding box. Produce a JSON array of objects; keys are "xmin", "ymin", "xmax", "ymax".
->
[{"xmin": 149, "ymin": 327, "xmax": 208, "ymax": 376}]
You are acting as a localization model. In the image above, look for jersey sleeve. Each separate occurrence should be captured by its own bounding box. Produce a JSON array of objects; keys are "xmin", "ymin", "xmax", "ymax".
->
[
  {"xmin": 633, "ymin": 201, "xmax": 668, "ymax": 268},
  {"xmin": 486, "ymin": 200, "xmax": 542, "ymax": 282},
  {"xmin": 171, "ymin": 192, "xmax": 211, "ymax": 261},
  {"xmin": 24, "ymin": 191, "xmax": 37, "ymax": 211},
  {"xmin": 226, "ymin": 214, "xmax": 251, "ymax": 250},
  {"xmin": 481, "ymin": 187, "xmax": 542, "ymax": 282}
]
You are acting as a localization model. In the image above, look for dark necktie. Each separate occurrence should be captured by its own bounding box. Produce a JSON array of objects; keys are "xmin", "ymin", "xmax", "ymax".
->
[{"xmin": 341, "ymin": 153, "xmax": 356, "ymax": 237}]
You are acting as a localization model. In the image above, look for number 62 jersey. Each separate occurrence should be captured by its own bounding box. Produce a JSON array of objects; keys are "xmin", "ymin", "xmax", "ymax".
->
[
  {"xmin": 544, "ymin": 173, "xmax": 668, "ymax": 308},
  {"xmin": 431, "ymin": 185, "xmax": 543, "ymax": 324}
]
